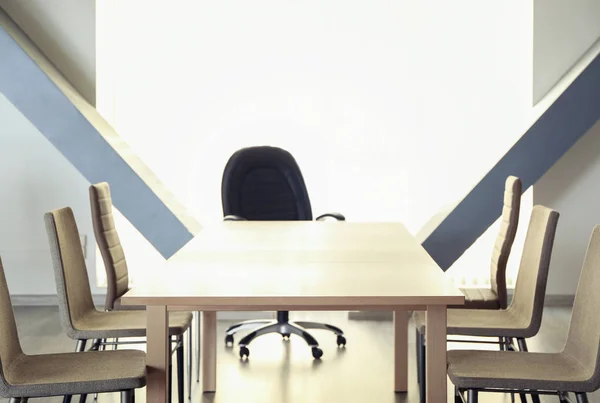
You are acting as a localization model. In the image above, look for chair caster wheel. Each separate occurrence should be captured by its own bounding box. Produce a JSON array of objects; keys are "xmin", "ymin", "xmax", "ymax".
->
[
  {"xmin": 240, "ymin": 346, "xmax": 250, "ymax": 359},
  {"xmin": 336, "ymin": 335, "xmax": 346, "ymax": 347},
  {"xmin": 311, "ymin": 347, "xmax": 323, "ymax": 359},
  {"xmin": 281, "ymin": 333, "xmax": 291, "ymax": 340},
  {"xmin": 225, "ymin": 334, "xmax": 234, "ymax": 346}
]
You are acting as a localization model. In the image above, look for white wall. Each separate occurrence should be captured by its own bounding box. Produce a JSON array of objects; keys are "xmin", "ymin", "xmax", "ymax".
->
[
  {"xmin": 532, "ymin": 0, "xmax": 600, "ymax": 296},
  {"xmin": 533, "ymin": 0, "xmax": 600, "ymax": 103},
  {"xmin": 534, "ymin": 121, "xmax": 600, "ymax": 296},
  {"xmin": 102, "ymin": 0, "xmax": 532, "ymax": 225},
  {"xmin": 0, "ymin": 93, "xmax": 100, "ymax": 296},
  {"xmin": 0, "ymin": 0, "xmax": 96, "ymax": 104},
  {"xmin": 96, "ymin": 0, "xmax": 534, "ymax": 284}
]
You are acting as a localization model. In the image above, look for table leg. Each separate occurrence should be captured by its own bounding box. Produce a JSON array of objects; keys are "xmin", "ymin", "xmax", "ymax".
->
[
  {"xmin": 426, "ymin": 305, "xmax": 447, "ymax": 403},
  {"xmin": 146, "ymin": 305, "xmax": 169, "ymax": 403},
  {"xmin": 202, "ymin": 311, "xmax": 217, "ymax": 393},
  {"xmin": 393, "ymin": 310, "xmax": 408, "ymax": 392}
]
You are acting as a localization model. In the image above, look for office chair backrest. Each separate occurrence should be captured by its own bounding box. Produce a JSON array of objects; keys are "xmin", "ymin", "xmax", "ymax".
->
[
  {"xmin": 508, "ymin": 205, "xmax": 559, "ymax": 337},
  {"xmin": 563, "ymin": 225, "xmax": 600, "ymax": 391},
  {"xmin": 0, "ymin": 257, "xmax": 24, "ymax": 393},
  {"xmin": 490, "ymin": 176, "xmax": 522, "ymax": 309},
  {"xmin": 45, "ymin": 207, "xmax": 96, "ymax": 339},
  {"xmin": 222, "ymin": 146, "xmax": 313, "ymax": 220},
  {"xmin": 89, "ymin": 182, "xmax": 129, "ymax": 310}
]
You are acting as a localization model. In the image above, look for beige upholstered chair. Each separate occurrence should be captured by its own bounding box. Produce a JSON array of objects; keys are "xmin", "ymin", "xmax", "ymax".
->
[
  {"xmin": 449, "ymin": 224, "xmax": 600, "ymax": 403},
  {"xmin": 414, "ymin": 205, "xmax": 559, "ymax": 403},
  {"xmin": 89, "ymin": 182, "xmax": 141, "ymax": 312},
  {"xmin": 90, "ymin": 182, "xmax": 199, "ymax": 391},
  {"xmin": 457, "ymin": 176, "xmax": 522, "ymax": 310},
  {"xmin": 0, "ymin": 256, "xmax": 145, "ymax": 403},
  {"xmin": 45, "ymin": 207, "xmax": 192, "ymax": 403}
]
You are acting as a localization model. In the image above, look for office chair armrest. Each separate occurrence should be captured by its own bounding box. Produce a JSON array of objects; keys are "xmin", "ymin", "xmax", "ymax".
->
[
  {"xmin": 223, "ymin": 215, "xmax": 247, "ymax": 221},
  {"xmin": 315, "ymin": 213, "xmax": 346, "ymax": 221}
]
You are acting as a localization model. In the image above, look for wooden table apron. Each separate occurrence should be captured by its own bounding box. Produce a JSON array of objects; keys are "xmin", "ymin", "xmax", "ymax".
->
[{"xmin": 123, "ymin": 222, "xmax": 462, "ymax": 403}]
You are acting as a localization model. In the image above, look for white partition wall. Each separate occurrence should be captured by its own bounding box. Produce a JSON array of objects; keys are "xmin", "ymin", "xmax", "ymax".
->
[{"xmin": 97, "ymin": 0, "xmax": 534, "ymax": 284}]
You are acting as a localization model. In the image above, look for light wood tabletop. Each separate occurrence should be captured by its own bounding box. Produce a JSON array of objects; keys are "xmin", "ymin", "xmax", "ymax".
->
[{"xmin": 122, "ymin": 221, "xmax": 464, "ymax": 403}]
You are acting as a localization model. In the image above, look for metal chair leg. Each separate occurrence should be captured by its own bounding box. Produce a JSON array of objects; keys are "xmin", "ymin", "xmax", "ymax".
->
[
  {"xmin": 177, "ymin": 336, "xmax": 184, "ymax": 403},
  {"xmin": 195, "ymin": 312, "xmax": 201, "ymax": 383},
  {"xmin": 79, "ymin": 395, "xmax": 88, "ymax": 403},
  {"xmin": 418, "ymin": 331, "xmax": 426, "ymax": 403},
  {"xmin": 576, "ymin": 394, "xmax": 589, "ymax": 403},
  {"xmin": 9, "ymin": 398, "xmax": 21, "ymax": 403},
  {"xmin": 559, "ymin": 392, "xmax": 570, "ymax": 403},
  {"xmin": 416, "ymin": 328, "xmax": 422, "ymax": 385},
  {"xmin": 467, "ymin": 389, "xmax": 478, "ymax": 403},
  {"xmin": 454, "ymin": 386, "xmax": 462, "ymax": 403},
  {"xmin": 121, "ymin": 390, "xmax": 134, "ymax": 403},
  {"xmin": 293, "ymin": 321, "xmax": 344, "ymax": 335},
  {"xmin": 187, "ymin": 328, "xmax": 192, "ymax": 399},
  {"xmin": 238, "ymin": 323, "xmax": 285, "ymax": 347},
  {"xmin": 166, "ymin": 341, "xmax": 173, "ymax": 403},
  {"xmin": 516, "ymin": 338, "xmax": 528, "ymax": 352}
]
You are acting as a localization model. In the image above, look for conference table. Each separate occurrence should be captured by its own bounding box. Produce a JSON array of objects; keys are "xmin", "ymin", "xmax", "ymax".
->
[{"xmin": 122, "ymin": 221, "xmax": 464, "ymax": 403}]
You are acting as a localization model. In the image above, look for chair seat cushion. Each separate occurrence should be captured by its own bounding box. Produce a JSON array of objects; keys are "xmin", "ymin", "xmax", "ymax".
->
[
  {"xmin": 447, "ymin": 350, "xmax": 593, "ymax": 393},
  {"xmin": 70, "ymin": 311, "xmax": 193, "ymax": 339},
  {"xmin": 6, "ymin": 350, "xmax": 146, "ymax": 397},
  {"xmin": 412, "ymin": 307, "xmax": 534, "ymax": 338},
  {"xmin": 451, "ymin": 288, "xmax": 500, "ymax": 310}
]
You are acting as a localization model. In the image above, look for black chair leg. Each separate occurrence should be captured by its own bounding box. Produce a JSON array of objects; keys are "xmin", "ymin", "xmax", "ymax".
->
[
  {"xmin": 120, "ymin": 390, "xmax": 134, "ymax": 403},
  {"xmin": 454, "ymin": 386, "xmax": 462, "ymax": 403},
  {"xmin": 559, "ymin": 392, "xmax": 570, "ymax": 403},
  {"xmin": 576, "ymin": 394, "xmax": 589, "ymax": 403},
  {"xmin": 79, "ymin": 395, "xmax": 87, "ymax": 403},
  {"xmin": 418, "ymin": 330, "xmax": 426, "ymax": 403},
  {"xmin": 168, "ymin": 354, "xmax": 172, "ymax": 403},
  {"xmin": 177, "ymin": 339, "xmax": 184, "ymax": 403},
  {"xmin": 415, "ymin": 328, "xmax": 421, "ymax": 384},
  {"xmin": 467, "ymin": 389, "xmax": 478, "ymax": 403},
  {"xmin": 516, "ymin": 338, "xmax": 528, "ymax": 352}
]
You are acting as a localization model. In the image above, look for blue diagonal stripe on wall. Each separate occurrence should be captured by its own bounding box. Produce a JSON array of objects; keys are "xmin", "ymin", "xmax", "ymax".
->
[
  {"xmin": 423, "ymin": 52, "xmax": 600, "ymax": 270},
  {"xmin": 0, "ymin": 23, "xmax": 197, "ymax": 259}
]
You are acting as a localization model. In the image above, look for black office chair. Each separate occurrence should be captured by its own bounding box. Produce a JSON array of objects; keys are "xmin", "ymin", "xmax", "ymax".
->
[{"xmin": 221, "ymin": 146, "xmax": 347, "ymax": 359}]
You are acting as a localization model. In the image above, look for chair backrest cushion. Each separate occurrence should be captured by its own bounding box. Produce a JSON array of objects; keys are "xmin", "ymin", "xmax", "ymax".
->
[
  {"xmin": 490, "ymin": 176, "xmax": 522, "ymax": 308},
  {"xmin": 45, "ymin": 207, "xmax": 96, "ymax": 338},
  {"xmin": 221, "ymin": 146, "xmax": 313, "ymax": 220},
  {"xmin": 0, "ymin": 258, "xmax": 24, "ymax": 392},
  {"xmin": 89, "ymin": 183, "xmax": 129, "ymax": 310},
  {"xmin": 508, "ymin": 205, "xmax": 559, "ymax": 337},
  {"xmin": 564, "ymin": 225, "xmax": 600, "ymax": 391}
]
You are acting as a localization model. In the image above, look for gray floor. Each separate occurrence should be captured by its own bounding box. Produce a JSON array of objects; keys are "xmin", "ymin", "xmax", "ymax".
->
[{"xmin": 0, "ymin": 307, "xmax": 588, "ymax": 403}]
